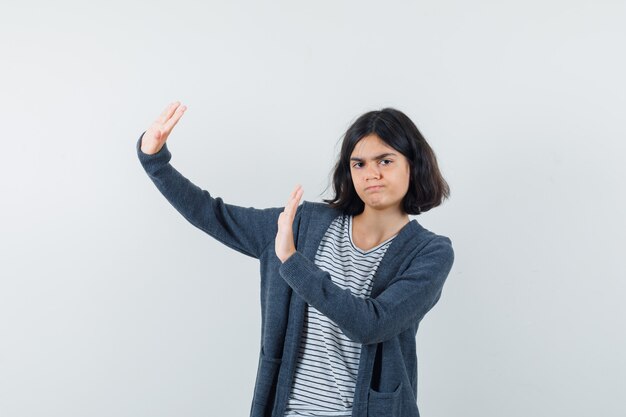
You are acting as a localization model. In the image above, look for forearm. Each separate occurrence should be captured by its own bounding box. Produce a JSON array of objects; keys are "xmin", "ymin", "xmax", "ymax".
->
[{"xmin": 277, "ymin": 239, "xmax": 454, "ymax": 345}]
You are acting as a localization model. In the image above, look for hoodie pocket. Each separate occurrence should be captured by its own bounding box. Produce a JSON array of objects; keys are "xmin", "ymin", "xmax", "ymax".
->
[{"xmin": 367, "ymin": 380, "xmax": 403, "ymax": 417}]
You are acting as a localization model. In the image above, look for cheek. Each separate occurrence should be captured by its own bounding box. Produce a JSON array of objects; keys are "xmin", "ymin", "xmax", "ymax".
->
[
  {"xmin": 398, "ymin": 170, "xmax": 411, "ymax": 190},
  {"xmin": 349, "ymin": 172, "xmax": 361, "ymax": 188}
]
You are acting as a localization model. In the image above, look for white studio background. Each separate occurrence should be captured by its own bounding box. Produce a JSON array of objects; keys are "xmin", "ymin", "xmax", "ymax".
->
[{"xmin": 1, "ymin": 1, "xmax": 625, "ymax": 416}]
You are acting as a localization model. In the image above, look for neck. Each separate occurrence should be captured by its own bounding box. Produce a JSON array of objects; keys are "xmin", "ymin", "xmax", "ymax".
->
[{"xmin": 353, "ymin": 205, "xmax": 410, "ymax": 237}]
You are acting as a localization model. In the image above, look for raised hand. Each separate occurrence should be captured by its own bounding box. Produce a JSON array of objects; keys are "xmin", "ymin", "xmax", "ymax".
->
[
  {"xmin": 275, "ymin": 184, "xmax": 304, "ymax": 263},
  {"xmin": 140, "ymin": 101, "xmax": 187, "ymax": 155}
]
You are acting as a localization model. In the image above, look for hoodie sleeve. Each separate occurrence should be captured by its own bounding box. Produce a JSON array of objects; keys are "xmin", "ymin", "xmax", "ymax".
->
[
  {"xmin": 278, "ymin": 235, "xmax": 454, "ymax": 345},
  {"xmin": 136, "ymin": 131, "xmax": 292, "ymax": 260}
]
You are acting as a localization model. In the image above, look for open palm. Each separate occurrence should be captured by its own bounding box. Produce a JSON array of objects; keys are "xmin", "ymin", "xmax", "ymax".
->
[
  {"xmin": 275, "ymin": 184, "xmax": 304, "ymax": 263},
  {"xmin": 141, "ymin": 101, "xmax": 187, "ymax": 155}
]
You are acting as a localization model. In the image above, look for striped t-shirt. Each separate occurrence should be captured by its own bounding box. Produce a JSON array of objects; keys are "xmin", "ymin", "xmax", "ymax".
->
[{"xmin": 283, "ymin": 214, "xmax": 398, "ymax": 417}]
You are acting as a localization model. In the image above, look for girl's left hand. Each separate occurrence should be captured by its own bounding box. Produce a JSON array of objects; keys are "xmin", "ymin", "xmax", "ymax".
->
[{"xmin": 275, "ymin": 184, "xmax": 303, "ymax": 263}]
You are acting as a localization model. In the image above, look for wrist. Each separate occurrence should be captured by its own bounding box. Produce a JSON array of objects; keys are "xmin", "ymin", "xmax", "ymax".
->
[
  {"xmin": 281, "ymin": 250, "xmax": 297, "ymax": 264},
  {"xmin": 140, "ymin": 143, "xmax": 162, "ymax": 155}
]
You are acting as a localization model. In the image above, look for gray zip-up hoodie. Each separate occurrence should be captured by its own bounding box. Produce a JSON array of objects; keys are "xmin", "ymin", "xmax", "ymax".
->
[{"xmin": 136, "ymin": 132, "xmax": 455, "ymax": 417}]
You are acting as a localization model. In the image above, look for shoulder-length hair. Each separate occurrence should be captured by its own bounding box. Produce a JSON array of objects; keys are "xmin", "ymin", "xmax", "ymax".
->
[{"xmin": 322, "ymin": 107, "xmax": 450, "ymax": 216}]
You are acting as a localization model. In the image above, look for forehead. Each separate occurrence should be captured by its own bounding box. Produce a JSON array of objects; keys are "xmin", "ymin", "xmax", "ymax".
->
[{"xmin": 350, "ymin": 134, "xmax": 396, "ymax": 158}]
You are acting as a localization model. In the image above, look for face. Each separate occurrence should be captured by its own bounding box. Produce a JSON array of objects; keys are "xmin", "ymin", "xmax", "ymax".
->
[{"xmin": 349, "ymin": 134, "xmax": 411, "ymax": 213}]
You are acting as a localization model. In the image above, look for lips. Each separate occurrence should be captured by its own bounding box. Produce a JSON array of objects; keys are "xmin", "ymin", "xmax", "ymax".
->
[{"xmin": 366, "ymin": 185, "xmax": 383, "ymax": 191}]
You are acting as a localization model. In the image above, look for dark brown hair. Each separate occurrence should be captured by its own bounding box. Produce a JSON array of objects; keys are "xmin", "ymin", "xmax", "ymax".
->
[{"xmin": 322, "ymin": 107, "xmax": 450, "ymax": 216}]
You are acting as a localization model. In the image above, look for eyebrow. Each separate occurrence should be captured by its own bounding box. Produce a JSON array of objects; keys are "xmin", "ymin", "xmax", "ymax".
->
[{"xmin": 350, "ymin": 152, "xmax": 397, "ymax": 162}]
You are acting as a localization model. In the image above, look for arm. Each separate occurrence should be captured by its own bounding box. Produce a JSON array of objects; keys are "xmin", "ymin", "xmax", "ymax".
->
[
  {"xmin": 137, "ymin": 131, "xmax": 288, "ymax": 259},
  {"xmin": 278, "ymin": 236, "xmax": 455, "ymax": 345}
]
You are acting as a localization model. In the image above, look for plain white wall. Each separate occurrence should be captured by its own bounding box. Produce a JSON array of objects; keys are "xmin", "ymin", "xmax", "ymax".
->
[{"xmin": 1, "ymin": 0, "xmax": 624, "ymax": 416}]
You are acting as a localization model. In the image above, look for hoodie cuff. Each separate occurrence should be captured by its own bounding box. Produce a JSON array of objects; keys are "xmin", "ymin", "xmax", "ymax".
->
[{"xmin": 136, "ymin": 131, "xmax": 172, "ymax": 174}]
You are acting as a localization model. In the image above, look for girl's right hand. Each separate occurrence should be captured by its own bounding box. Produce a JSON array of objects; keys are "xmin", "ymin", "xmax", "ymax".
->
[{"xmin": 140, "ymin": 101, "xmax": 187, "ymax": 155}]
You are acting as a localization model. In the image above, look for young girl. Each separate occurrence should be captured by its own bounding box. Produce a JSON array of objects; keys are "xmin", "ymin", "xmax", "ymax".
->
[{"xmin": 137, "ymin": 102, "xmax": 454, "ymax": 417}]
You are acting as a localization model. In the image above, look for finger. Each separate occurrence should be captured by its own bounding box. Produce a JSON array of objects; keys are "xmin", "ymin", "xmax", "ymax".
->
[
  {"xmin": 293, "ymin": 186, "xmax": 303, "ymax": 205},
  {"xmin": 287, "ymin": 185, "xmax": 301, "ymax": 205},
  {"xmin": 283, "ymin": 189, "xmax": 296, "ymax": 216},
  {"xmin": 289, "ymin": 184, "xmax": 300, "ymax": 201},
  {"xmin": 163, "ymin": 104, "xmax": 187, "ymax": 133},
  {"xmin": 285, "ymin": 185, "xmax": 303, "ymax": 216},
  {"xmin": 157, "ymin": 101, "xmax": 180, "ymax": 124}
]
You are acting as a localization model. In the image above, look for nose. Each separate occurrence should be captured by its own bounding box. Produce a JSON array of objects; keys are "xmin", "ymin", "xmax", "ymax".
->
[{"xmin": 366, "ymin": 165, "xmax": 381, "ymax": 180}]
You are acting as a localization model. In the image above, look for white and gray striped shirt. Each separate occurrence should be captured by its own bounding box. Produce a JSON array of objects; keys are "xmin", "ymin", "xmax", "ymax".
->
[{"xmin": 283, "ymin": 214, "xmax": 398, "ymax": 417}]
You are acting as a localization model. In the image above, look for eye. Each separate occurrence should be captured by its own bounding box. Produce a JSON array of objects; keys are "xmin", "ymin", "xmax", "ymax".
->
[{"xmin": 352, "ymin": 160, "xmax": 393, "ymax": 168}]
